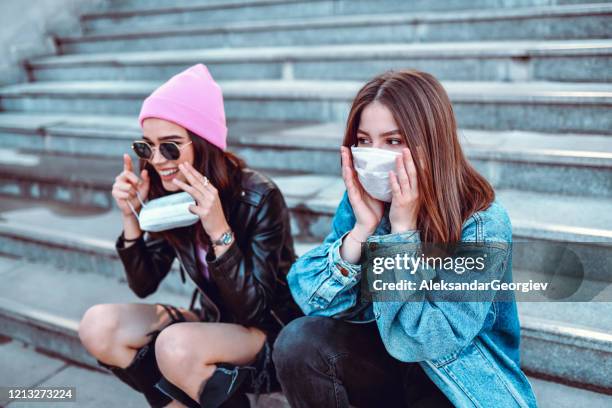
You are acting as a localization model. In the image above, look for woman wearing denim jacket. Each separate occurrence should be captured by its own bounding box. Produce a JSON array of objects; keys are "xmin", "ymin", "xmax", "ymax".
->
[{"xmin": 273, "ymin": 70, "xmax": 538, "ymax": 407}]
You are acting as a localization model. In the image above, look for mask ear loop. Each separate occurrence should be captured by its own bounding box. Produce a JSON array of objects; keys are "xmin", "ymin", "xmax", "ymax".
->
[{"xmin": 126, "ymin": 191, "xmax": 146, "ymax": 221}]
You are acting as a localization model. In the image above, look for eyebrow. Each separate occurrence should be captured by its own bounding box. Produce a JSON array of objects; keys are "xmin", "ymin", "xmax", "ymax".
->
[
  {"xmin": 142, "ymin": 134, "xmax": 185, "ymax": 142},
  {"xmin": 357, "ymin": 129, "xmax": 401, "ymax": 137}
]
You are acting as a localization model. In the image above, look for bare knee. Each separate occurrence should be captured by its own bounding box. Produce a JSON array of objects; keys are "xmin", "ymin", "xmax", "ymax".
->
[
  {"xmin": 78, "ymin": 303, "xmax": 121, "ymax": 359},
  {"xmin": 155, "ymin": 323, "xmax": 194, "ymax": 379}
]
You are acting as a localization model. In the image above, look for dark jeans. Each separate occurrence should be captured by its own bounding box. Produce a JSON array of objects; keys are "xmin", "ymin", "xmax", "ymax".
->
[{"xmin": 272, "ymin": 316, "xmax": 453, "ymax": 408}]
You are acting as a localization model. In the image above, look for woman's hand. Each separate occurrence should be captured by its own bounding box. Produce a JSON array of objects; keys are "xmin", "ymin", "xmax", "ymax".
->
[
  {"xmin": 112, "ymin": 154, "xmax": 150, "ymax": 218},
  {"xmin": 389, "ymin": 148, "xmax": 419, "ymax": 234},
  {"xmin": 172, "ymin": 162, "xmax": 230, "ymax": 242},
  {"xmin": 341, "ymin": 146, "xmax": 384, "ymax": 240}
]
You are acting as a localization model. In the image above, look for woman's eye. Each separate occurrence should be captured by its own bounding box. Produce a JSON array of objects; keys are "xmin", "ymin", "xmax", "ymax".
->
[
  {"xmin": 387, "ymin": 138, "xmax": 403, "ymax": 145},
  {"xmin": 357, "ymin": 137, "xmax": 370, "ymax": 144}
]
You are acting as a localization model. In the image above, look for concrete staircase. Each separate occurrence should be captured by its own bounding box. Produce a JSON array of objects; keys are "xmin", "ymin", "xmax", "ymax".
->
[{"xmin": 0, "ymin": 0, "xmax": 611, "ymax": 404}]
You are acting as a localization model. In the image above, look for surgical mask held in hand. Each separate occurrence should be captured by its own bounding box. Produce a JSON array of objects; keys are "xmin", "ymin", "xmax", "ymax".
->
[
  {"xmin": 350, "ymin": 146, "xmax": 402, "ymax": 202},
  {"xmin": 128, "ymin": 191, "xmax": 200, "ymax": 232}
]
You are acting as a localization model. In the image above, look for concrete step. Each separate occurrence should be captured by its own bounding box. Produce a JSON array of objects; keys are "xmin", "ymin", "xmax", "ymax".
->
[
  {"xmin": 105, "ymin": 0, "xmax": 607, "ymax": 13},
  {"xmin": 29, "ymin": 40, "xmax": 612, "ymax": 83},
  {"xmin": 1, "ymin": 80, "xmax": 610, "ymax": 134},
  {"xmin": 518, "ymin": 301, "xmax": 612, "ymax": 391},
  {"xmin": 0, "ymin": 254, "xmax": 610, "ymax": 393},
  {"xmin": 2, "ymin": 336, "xmax": 611, "ymax": 408},
  {"xmin": 56, "ymin": 4, "xmax": 612, "ymax": 54},
  {"xmin": 82, "ymin": 0, "xmax": 609, "ymax": 34},
  {"xmin": 0, "ymin": 174, "xmax": 610, "ymax": 281},
  {"xmin": 523, "ymin": 377, "xmax": 612, "ymax": 408},
  {"xmin": 0, "ymin": 336, "xmax": 285, "ymax": 407},
  {"xmin": 0, "ymin": 335, "xmax": 148, "ymax": 407},
  {"xmin": 0, "ymin": 256, "xmax": 193, "ymax": 370},
  {"xmin": 0, "ymin": 115, "xmax": 611, "ymax": 198},
  {"xmin": 0, "ymin": 193, "xmax": 320, "ymax": 283}
]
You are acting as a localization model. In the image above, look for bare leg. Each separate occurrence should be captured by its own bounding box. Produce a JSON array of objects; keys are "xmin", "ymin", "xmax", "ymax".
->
[
  {"xmin": 78, "ymin": 303, "xmax": 200, "ymax": 368},
  {"xmin": 155, "ymin": 322, "xmax": 266, "ymax": 401}
]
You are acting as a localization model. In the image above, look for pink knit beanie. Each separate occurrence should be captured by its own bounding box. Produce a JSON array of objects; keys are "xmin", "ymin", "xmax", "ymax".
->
[{"xmin": 138, "ymin": 64, "xmax": 227, "ymax": 150}]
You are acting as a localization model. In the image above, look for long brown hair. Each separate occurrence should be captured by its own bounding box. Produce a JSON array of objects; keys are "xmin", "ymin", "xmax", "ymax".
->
[
  {"xmin": 343, "ymin": 70, "xmax": 494, "ymax": 243},
  {"xmin": 139, "ymin": 130, "xmax": 245, "ymax": 248}
]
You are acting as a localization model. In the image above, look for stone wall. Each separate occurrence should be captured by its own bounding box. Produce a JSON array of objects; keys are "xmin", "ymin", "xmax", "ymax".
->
[{"xmin": 0, "ymin": 0, "xmax": 109, "ymax": 85}]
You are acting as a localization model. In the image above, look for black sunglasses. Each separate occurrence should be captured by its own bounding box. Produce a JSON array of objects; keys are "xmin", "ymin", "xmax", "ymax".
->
[{"xmin": 132, "ymin": 140, "xmax": 192, "ymax": 161}]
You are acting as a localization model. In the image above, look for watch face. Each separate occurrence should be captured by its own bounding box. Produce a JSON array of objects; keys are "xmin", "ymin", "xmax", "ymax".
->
[{"xmin": 221, "ymin": 232, "xmax": 233, "ymax": 245}]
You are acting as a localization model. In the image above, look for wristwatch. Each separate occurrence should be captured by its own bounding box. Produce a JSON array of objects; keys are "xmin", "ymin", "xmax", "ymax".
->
[{"xmin": 212, "ymin": 229, "xmax": 234, "ymax": 246}]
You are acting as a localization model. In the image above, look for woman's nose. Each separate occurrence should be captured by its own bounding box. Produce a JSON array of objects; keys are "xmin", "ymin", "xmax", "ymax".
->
[{"xmin": 150, "ymin": 147, "xmax": 167, "ymax": 165}]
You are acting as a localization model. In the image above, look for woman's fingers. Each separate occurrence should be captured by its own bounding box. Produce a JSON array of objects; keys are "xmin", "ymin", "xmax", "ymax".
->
[
  {"xmin": 117, "ymin": 155, "xmax": 139, "ymax": 188},
  {"xmin": 123, "ymin": 153, "xmax": 133, "ymax": 173},
  {"xmin": 389, "ymin": 171, "xmax": 402, "ymax": 199},
  {"xmin": 178, "ymin": 162, "xmax": 210, "ymax": 196},
  {"xmin": 172, "ymin": 178, "xmax": 206, "ymax": 203},
  {"xmin": 113, "ymin": 190, "xmax": 131, "ymax": 200},
  {"xmin": 342, "ymin": 153, "xmax": 360, "ymax": 201},
  {"xmin": 187, "ymin": 204, "xmax": 207, "ymax": 217},
  {"xmin": 182, "ymin": 162, "xmax": 206, "ymax": 184},
  {"xmin": 182, "ymin": 162, "xmax": 216, "ymax": 193},
  {"xmin": 343, "ymin": 146, "xmax": 354, "ymax": 168},
  {"xmin": 344, "ymin": 172, "xmax": 359, "ymax": 201},
  {"xmin": 178, "ymin": 162, "xmax": 199, "ymax": 185},
  {"xmin": 341, "ymin": 149, "xmax": 352, "ymax": 185},
  {"xmin": 341, "ymin": 148, "xmax": 349, "ymax": 171},
  {"xmin": 395, "ymin": 154, "xmax": 410, "ymax": 194},
  {"xmin": 138, "ymin": 169, "xmax": 150, "ymax": 196},
  {"xmin": 342, "ymin": 147, "xmax": 373, "ymax": 208},
  {"xmin": 341, "ymin": 148, "xmax": 358, "ymax": 185},
  {"xmin": 125, "ymin": 172, "xmax": 140, "ymax": 188},
  {"xmin": 403, "ymin": 148, "xmax": 418, "ymax": 194},
  {"xmin": 115, "ymin": 181, "xmax": 136, "ymax": 193},
  {"xmin": 114, "ymin": 190, "xmax": 139, "ymax": 204}
]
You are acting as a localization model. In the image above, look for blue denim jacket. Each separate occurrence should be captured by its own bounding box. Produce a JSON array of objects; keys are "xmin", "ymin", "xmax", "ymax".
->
[{"xmin": 288, "ymin": 192, "xmax": 538, "ymax": 407}]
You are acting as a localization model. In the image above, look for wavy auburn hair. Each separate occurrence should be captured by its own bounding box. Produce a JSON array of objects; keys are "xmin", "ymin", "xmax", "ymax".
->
[{"xmin": 343, "ymin": 70, "xmax": 494, "ymax": 244}]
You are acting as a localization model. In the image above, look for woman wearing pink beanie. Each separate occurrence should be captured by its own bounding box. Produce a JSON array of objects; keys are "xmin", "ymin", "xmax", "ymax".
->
[{"xmin": 78, "ymin": 64, "xmax": 301, "ymax": 408}]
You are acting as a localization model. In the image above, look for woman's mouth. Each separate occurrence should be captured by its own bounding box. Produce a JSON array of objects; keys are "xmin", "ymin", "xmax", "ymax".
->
[{"xmin": 158, "ymin": 168, "xmax": 179, "ymax": 180}]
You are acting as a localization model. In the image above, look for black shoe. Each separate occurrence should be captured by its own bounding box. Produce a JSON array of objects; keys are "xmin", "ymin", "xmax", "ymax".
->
[
  {"xmin": 197, "ymin": 364, "xmax": 256, "ymax": 408},
  {"xmin": 96, "ymin": 303, "xmax": 188, "ymax": 407},
  {"xmin": 97, "ymin": 342, "xmax": 171, "ymax": 408},
  {"xmin": 155, "ymin": 377, "xmax": 200, "ymax": 408}
]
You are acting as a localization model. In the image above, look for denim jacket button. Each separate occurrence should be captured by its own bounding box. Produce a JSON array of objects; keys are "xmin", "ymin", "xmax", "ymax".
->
[{"xmin": 368, "ymin": 242, "xmax": 378, "ymax": 250}]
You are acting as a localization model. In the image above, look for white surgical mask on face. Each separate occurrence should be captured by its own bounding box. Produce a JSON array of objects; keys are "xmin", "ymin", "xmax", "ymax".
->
[
  {"xmin": 128, "ymin": 191, "xmax": 199, "ymax": 232},
  {"xmin": 350, "ymin": 146, "xmax": 401, "ymax": 202}
]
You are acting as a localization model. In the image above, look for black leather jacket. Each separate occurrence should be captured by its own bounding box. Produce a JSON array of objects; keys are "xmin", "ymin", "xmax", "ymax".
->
[{"xmin": 115, "ymin": 168, "xmax": 302, "ymax": 336}]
